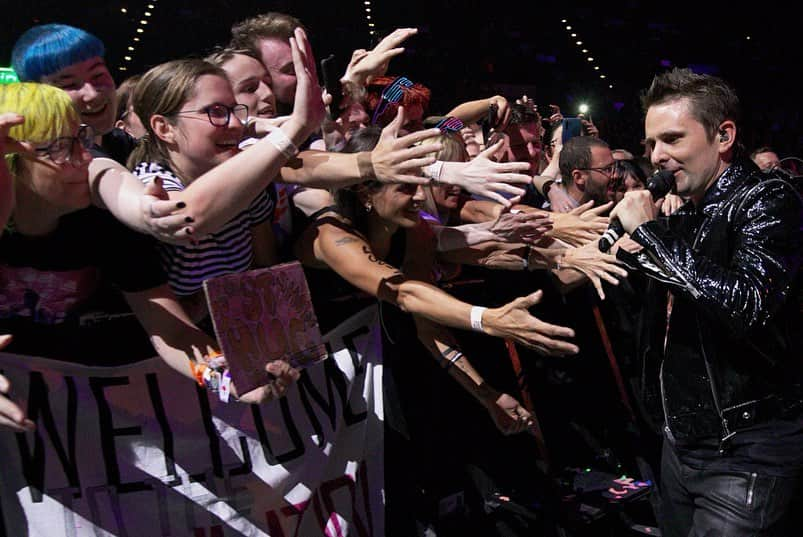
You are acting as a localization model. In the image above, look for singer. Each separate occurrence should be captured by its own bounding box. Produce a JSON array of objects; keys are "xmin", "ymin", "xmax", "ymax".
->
[{"xmin": 610, "ymin": 68, "xmax": 803, "ymax": 536}]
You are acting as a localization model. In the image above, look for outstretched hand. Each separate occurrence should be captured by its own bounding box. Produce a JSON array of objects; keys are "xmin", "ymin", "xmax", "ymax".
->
[
  {"xmin": 483, "ymin": 290, "xmax": 579, "ymax": 356},
  {"xmin": 485, "ymin": 392, "xmax": 533, "ymax": 435},
  {"xmin": 234, "ymin": 361, "xmax": 301, "ymax": 405},
  {"xmin": 0, "ymin": 335, "xmax": 36, "ymax": 432},
  {"xmin": 140, "ymin": 178, "xmax": 195, "ymax": 244},
  {"xmin": 371, "ymin": 106, "xmax": 441, "ymax": 185},
  {"xmin": 490, "ymin": 208, "xmax": 552, "ymax": 244},
  {"xmin": 549, "ymin": 201, "xmax": 610, "ymax": 246},
  {"xmin": 289, "ymin": 27, "xmax": 327, "ymax": 140},
  {"xmin": 440, "ymin": 139, "xmax": 530, "ymax": 207},
  {"xmin": 555, "ymin": 240, "xmax": 628, "ymax": 300},
  {"xmin": 343, "ymin": 28, "xmax": 417, "ymax": 87}
]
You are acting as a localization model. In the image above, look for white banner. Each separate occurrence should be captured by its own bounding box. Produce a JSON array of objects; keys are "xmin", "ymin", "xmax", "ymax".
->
[{"xmin": 0, "ymin": 306, "xmax": 384, "ymax": 537}]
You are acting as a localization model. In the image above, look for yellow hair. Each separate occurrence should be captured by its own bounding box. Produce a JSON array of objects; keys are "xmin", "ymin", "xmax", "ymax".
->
[{"xmin": 0, "ymin": 82, "xmax": 80, "ymax": 175}]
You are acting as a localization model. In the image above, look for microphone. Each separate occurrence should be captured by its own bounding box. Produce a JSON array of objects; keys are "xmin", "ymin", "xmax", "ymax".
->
[{"xmin": 598, "ymin": 169, "xmax": 676, "ymax": 252}]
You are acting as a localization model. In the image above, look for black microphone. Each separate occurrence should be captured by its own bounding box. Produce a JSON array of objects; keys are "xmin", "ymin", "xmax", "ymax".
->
[{"xmin": 598, "ymin": 169, "xmax": 676, "ymax": 252}]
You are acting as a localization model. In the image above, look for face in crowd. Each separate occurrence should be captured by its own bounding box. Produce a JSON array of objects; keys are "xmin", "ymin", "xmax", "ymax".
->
[
  {"xmin": 161, "ymin": 74, "xmax": 247, "ymax": 179},
  {"xmin": 255, "ymin": 37, "xmax": 296, "ymax": 113},
  {"xmin": 219, "ymin": 53, "xmax": 277, "ymax": 120},
  {"xmin": 364, "ymin": 183, "xmax": 427, "ymax": 229},
  {"xmin": 42, "ymin": 57, "xmax": 117, "ymax": 137}
]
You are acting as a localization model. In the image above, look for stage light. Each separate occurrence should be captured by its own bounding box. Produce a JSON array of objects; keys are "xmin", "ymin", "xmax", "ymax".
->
[
  {"xmin": 576, "ymin": 41, "xmax": 582, "ymax": 45},
  {"xmin": 121, "ymin": 8, "xmax": 127, "ymax": 13},
  {"xmin": 578, "ymin": 104, "xmax": 589, "ymax": 114}
]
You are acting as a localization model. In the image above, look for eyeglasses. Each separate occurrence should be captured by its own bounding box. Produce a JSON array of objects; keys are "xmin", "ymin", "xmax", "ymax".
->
[
  {"xmin": 175, "ymin": 103, "xmax": 249, "ymax": 127},
  {"xmin": 33, "ymin": 124, "xmax": 95, "ymax": 164},
  {"xmin": 578, "ymin": 163, "xmax": 617, "ymax": 177}
]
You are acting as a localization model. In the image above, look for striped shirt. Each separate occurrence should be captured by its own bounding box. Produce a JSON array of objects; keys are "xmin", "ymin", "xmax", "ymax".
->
[{"xmin": 134, "ymin": 162, "xmax": 273, "ymax": 296}]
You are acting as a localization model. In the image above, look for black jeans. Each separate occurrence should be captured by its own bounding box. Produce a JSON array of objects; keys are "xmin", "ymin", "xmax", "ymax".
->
[{"xmin": 659, "ymin": 438, "xmax": 801, "ymax": 537}]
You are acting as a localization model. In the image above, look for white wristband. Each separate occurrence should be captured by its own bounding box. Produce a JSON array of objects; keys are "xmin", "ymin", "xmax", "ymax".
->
[
  {"xmin": 424, "ymin": 160, "xmax": 444, "ymax": 184},
  {"xmin": 266, "ymin": 128, "xmax": 299, "ymax": 159},
  {"xmin": 470, "ymin": 306, "xmax": 487, "ymax": 333}
]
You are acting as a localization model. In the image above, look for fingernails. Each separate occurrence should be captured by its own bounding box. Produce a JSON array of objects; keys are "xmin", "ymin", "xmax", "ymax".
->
[
  {"xmin": 184, "ymin": 216, "xmax": 194, "ymax": 223},
  {"xmin": 184, "ymin": 227, "xmax": 193, "ymax": 235},
  {"xmin": 176, "ymin": 201, "xmax": 186, "ymax": 209}
]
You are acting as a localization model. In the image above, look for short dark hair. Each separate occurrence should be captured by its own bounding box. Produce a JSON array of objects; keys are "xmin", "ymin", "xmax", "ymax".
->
[
  {"xmin": 641, "ymin": 67, "xmax": 740, "ymax": 141},
  {"xmin": 230, "ymin": 12, "xmax": 305, "ymax": 53},
  {"xmin": 559, "ymin": 136, "xmax": 610, "ymax": 185},
  {"xmin": 750, "ymin": 146, "xmax": 777, "ymax": 160},
  {"xmin": 508, "ymin": 102, "xmax": 538, "ymax": 126}
]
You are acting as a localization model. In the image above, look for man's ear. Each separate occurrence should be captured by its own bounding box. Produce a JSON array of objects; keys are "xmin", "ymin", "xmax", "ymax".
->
[
  {"xmin": 717, "ymin": 120, "xmax": 736, "ymax": 154},
  {"xmin": 150, "ymin": 114, "xmax": 176, "ymax": 144},
  {"xmin": 572, "ymin": 169, "xmax": 586, "ymax": 189}
]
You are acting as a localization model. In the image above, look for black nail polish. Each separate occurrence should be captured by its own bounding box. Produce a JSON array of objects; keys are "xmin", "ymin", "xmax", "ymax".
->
[
  {"xmin": 176, "ymin": 201, "xmax": 186, "ymax": 209},
  {"xmin": 184, "ymin": 216, "xmax": 194, "ymax": 223}
]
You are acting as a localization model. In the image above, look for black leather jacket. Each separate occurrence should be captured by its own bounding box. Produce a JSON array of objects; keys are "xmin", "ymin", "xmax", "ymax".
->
[{"xmin": 620, "ymin": 161, "xmax": 803, "ymax": 449}]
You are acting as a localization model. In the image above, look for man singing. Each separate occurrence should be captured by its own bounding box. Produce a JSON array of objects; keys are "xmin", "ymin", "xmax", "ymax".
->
[{"xmin": 611, "ymin": 68, "xmax": 803, "ymax": 536}]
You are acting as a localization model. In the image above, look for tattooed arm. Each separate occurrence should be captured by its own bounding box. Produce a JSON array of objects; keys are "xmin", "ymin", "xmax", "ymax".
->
[{"xmin": 293, "ymin": 214, "xmax": 577, "ymax": 354}]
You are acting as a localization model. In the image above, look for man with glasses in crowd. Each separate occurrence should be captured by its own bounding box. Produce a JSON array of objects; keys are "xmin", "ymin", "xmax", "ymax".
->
[{"xmin": 558, "ymin": 135, "xmax": 617, "ymax": 208}]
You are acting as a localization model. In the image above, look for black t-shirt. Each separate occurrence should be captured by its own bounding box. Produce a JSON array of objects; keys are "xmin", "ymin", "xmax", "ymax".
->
[
  {"xmin": 90, "ymin": 128, "xmax": 138, "ymax": 166},
  {"xmin": 0, "ymin": 206, "xmax": 166, "ymax": 364}
]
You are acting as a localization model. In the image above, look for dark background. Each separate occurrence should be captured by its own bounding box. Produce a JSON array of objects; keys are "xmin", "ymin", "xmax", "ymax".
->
[{"xmin": 3, "ymin": 0, "xmax": 801, "ymax": 158}]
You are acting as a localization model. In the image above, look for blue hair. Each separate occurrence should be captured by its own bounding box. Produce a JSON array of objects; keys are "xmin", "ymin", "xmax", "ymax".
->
[{"xmin": 11, "ymin": 24, "xmax": 105, "ymax": 82}]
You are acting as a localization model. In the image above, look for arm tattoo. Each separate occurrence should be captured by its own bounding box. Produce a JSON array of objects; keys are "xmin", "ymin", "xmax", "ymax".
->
[
  {"xmin": 362, "ymin": 245, "xmax": 392, "ymax": 267},
  {"xmin": 334, "ymin": 236, "xmax": 359, "ymax": 246}
]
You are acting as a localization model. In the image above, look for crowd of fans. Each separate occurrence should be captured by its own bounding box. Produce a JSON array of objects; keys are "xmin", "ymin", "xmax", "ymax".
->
[{"xmin": 1, "ymin": 12, "xmax": 801, "ymax": 537}]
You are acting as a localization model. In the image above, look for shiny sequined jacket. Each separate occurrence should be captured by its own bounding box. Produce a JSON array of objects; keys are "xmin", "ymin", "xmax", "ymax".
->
[{"xmin": 620, "ymin": 161, "xmax": 803, "ymax": 447}]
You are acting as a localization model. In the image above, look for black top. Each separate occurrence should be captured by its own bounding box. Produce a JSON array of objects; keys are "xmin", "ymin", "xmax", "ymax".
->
[{"xmin": 0, "ymin": 206, "xmax": 166, "ymax": 364}]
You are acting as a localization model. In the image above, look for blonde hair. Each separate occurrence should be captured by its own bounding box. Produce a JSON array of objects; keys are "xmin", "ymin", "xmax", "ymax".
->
[
  {"xmin": 127, "ymin": 58, "xmax": 227, "ymax": 170},
  {"xmin": 0, "ymin": 82, "xmax": 79, "ymax": 175},
  {"xmin": 419, "ymin": 133, "xmax": 468, "ymax": 219}
]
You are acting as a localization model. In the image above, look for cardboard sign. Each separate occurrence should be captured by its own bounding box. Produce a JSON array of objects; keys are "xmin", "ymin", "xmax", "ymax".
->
[{"xmin": 203, "ymin": 262, "xmax": 327, "ymax": 394}]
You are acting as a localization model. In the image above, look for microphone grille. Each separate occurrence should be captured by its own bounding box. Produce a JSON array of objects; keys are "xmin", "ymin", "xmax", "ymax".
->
[{"xmin": 647, "ymin": 169, "xmax": 676, "ymax": 198}]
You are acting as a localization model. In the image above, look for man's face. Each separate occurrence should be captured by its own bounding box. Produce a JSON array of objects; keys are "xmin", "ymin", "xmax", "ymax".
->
[
  {"xmin": 645, "ymin": 97, "xmax": 727, "ymax": 203},
  {"xmin": 580, "ymin": 145, "xmax": 616, "ymax": 205},
  {"xmin": 257, "ymin": 37, "xmax": 296, "ymax": 110},
  {"xmin": 753, "ymin": 151, "xmax": 780, "ymax": 171},
  {"xmin": 42, "ymin": 56, "xmax": 116, "ymax": 136}
]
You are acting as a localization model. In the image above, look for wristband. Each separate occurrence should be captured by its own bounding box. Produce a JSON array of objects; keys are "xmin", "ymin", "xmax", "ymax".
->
[
  {"xmin": 357, "ymin": 152, "xmax": 376, "ymax": 181},
  {"xmin": 424, "ymin": 160, "xmax": 444, "ymax": 184},
  {"xmin": 470, "ymin": 306, "xmax": 487, "ymax": 333},
  {"xmin": 443, "ymin": 351, "xmax": 465, "ymax": 371},
  {"xmin": 189, "ymin": 360, "xmax": 206, "ymax": 387},
  {"xmin": 266, "ymin": 128, "xmax": 299, "ymax": 159},
  {"xmin": 542, "ymin": 179, "xmax": 555, "ymax": 196}
]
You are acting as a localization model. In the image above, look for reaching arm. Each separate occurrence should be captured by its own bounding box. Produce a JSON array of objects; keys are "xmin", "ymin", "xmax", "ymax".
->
[
  {"xmin": 297, "ymin": 216, "xmax": 578, "ymax": 355},
  {"xmin": 125, "ymin": 284, "xmax": 297, "ymax": 404}
]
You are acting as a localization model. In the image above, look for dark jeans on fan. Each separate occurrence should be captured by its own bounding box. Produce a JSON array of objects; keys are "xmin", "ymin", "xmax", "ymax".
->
[{"xmin": 659, "ymin": 438, "xmax": 801, "ymax": 537}]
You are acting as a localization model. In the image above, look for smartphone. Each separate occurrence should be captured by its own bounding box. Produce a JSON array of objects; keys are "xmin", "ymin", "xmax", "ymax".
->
[
  {"xmin": 479, "ymin": 103, "xmax": 499, "ymax": 145},
  {"xmin": 320, "ymin": 54, "xmax": 343, "ymax": 120}
]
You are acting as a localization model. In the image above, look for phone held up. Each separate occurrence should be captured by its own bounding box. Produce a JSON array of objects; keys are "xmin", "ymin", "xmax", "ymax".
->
[{"xmin": 320, "ymin": 54, "xmax": 344, "ymax": 121}]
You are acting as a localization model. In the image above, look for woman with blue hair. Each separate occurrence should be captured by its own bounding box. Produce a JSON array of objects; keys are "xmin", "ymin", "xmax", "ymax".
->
[{"xmin": 12, "ymin": 24, "xmax": 114, "ymax": 138}]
